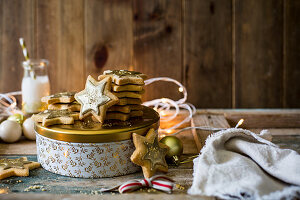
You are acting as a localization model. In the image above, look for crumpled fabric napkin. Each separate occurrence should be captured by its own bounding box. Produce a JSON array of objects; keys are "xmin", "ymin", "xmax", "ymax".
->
[{"xmin": 188, "ymin": 128, "xmax": 300, "ymax": 200}]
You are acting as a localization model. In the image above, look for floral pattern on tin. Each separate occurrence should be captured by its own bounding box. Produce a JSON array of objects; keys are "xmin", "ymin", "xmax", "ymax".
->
[{"xmin": 36, "ymin": 133, "xmax": 140, "ymax": 178}]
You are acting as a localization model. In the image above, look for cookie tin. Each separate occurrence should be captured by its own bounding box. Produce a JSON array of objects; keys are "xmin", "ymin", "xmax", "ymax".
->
[{"xmin": 35, "ymin": 106, "xmax": 159, "ymax": 178}]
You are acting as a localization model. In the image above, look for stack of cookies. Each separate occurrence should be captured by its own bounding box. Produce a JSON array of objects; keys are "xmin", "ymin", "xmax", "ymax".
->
[
  {"xmin": 32, "ymin": 69, "xmax": 148, "ymax": 126},
  {"xmin": 42, "ymin": 92, "xmax": 80, "ymax": 112},
  {"xmin": 32, "ymin": 92, "xmax": 80, "ymax": 126},
  {"xmin": 98, "ymin": 70, "xmax": 147, "ymax": 121}
]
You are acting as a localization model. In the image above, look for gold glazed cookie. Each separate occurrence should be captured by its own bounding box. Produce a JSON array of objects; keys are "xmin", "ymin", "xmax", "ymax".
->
[
  {"xmin": 99, "ymin": 69, "xmax": 147, "ymax": 85},
  {"xmin": 75, "ymin": 76, "xmax": 118, "ymax": 123},
  {"xmin": 105, "ymin": 110, "xmax": 144, "ymax": 121},
  {"xmin": 105, "ymin": 112, "xmax": 130, "ymax": 121},
  {"xmin": 130, "ymin": 110, "xmax": 144, "ymax": 117},
  {"xmin": 48, "ymin": 102, "xmax": 81, "ymax": 112},
  {"xmin": 112, "ymin": 90, "xmax": 144, "ymax": 99},
  {"xmin": 107, "ymin": 104, "xmax": 143, "ymax": 114},
  {"xmin": 131, "ymin": 128, "xmax": 169, "ymax": 178},
  {"xmin": 129, "ymin": 104, "xmax": 143, "ymax": 111},
  {"xmin": 112, "ymin": 83, "xmax": 144, "ymax": 92},
  {"xmin": 41, "ymin": 92, "xmax": 76, "ymax": 104},
  {"xmin": 32, "ymin": 109, "xmax": 79, "ymax": 126},
  {"xmin": 117, "ymin": 98, "xmax": 142, "ymax": 106},
  {"xmin": 108, "ymin": 105, "xmax": 131, "ymax": 113},
  {"xmin": 0, "ymin": 157, "xmax": 40, "ymax": 180}
]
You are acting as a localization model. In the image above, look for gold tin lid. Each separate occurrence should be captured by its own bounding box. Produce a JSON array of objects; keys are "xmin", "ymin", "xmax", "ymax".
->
[{"xmin": 35, "ymin": 106, "xmax": 159, "ymax": 143}]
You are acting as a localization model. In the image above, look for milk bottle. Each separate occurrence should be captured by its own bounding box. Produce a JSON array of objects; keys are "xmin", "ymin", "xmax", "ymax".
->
[{"xmin": 22, "ymin": 59, "xmax": 50, "ymax": 114}]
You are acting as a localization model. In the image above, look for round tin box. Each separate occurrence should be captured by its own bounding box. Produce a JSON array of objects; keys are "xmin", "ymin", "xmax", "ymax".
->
[{"xmin": 35, "ymin": 106, "xmax": 159, "ymax": 178}]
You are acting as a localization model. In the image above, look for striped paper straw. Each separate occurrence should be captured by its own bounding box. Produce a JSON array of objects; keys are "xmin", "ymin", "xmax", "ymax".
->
[
  {"xmin": 19, "ymin": 38, "xmax": 35, "ymax": 79},
  {"xmin": 19, "ymin": 38, "xmax": 30, "ymax": 60}
]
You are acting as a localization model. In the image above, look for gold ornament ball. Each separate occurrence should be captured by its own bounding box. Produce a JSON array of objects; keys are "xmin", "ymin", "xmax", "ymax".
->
[
  {"xmin": 160, "ymin": 136, "xmax": 183, "ymax": 158},
  {"xmin": 8, "ymin": 113, "xmax": 25, "ymax": 125}
]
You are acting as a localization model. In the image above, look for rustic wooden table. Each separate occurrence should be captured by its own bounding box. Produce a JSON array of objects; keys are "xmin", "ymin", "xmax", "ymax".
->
[{"xmin": 0, "ymin": 109, "xmax": 299, "ymax": 200}]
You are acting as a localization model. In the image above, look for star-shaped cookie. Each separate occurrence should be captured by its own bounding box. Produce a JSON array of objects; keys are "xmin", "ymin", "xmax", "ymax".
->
[
  {"xmin": 75, "ymin": 75, "xmax": 118, "ymax": 123},
  {"xmin": 0, "ymin": 157, "xmax": 40, "ymax": 180},
  {"xmin": 48, "ymin": 101, "xmax": 81, "ymax": 112},
  {"xmin": 99, "ymin": 69, "xmax": 147, "ymax": 85},
  {"xmin": 131, "ymin": 128, "xmax": 169, "ymax": 178},
  {"xmin": 41, "ymin": 92, "xmax": 76, "ymax": 104},
  {"xmin": 31, "ymin": 109, "xmax": 79, "ymax": 126}
]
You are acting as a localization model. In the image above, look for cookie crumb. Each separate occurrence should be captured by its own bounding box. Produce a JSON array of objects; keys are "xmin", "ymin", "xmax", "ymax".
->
[
  {"xmin": 24, "ymin": 185, "xmax": 45, "ymax": 192},
  {"xmin": 175, "ymin": 184, "xmax": 185, "ymax": 190}
]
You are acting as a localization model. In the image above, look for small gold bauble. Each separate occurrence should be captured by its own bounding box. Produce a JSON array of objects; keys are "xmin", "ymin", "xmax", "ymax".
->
[
  {"xmin": 160, "ymin": 136, "xmax": 183, "ymax": 165},
  {"xmin": 8, "ymin": 113, "xmax": 25, "ymax": 125},
  {"xmin": 160, "ymin": 135, "xmax": 183, "ymax": 157}
]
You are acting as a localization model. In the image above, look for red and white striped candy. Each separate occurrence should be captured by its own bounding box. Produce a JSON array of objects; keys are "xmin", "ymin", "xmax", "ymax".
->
[{"xmin": 118, "ymin": 175, "xmax": 175, "ymax": 194}]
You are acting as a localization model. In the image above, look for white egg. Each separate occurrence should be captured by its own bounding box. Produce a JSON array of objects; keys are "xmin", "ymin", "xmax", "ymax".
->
[
  {"xmin": 22, "ymin": 118, "xmax": 36, "ymax": 140},
  {"xmin": 0, "ymin": 120, "xmax": 22, "ymax": 143}
]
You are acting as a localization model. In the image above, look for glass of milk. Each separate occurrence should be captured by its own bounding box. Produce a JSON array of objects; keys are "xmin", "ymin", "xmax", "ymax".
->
[{"xmin": 22, "ymin": 59, "xmax": 50, "ymax": 115}]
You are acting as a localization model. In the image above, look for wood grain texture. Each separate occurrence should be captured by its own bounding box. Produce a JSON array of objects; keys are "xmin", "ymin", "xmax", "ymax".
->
[
  {"xmin": 1, "ymin": 133, "xmax": 300, "ymax": 198},
  {"xmin": 224, "ymin": 111, "xmax": 300, "ymax": 128},
  {"xmin": 235, "ymin": 0, "xmax": 284, "ymax": 108},
  {"xmin": 250, "ymin": 129, "xmax": 300, "ymax": 136},
  {"xmin": 175, "ymin": 130, "xmax": 198, "ymax": 154},
  {"xmin": 85, "ymin": 0, "xmax": 133, "ymax": 79},
  {"xmin": 36, "ymin": 0, "xmax": 60, "ymax": 92},
  {"xmin": 1, "ymin": 110, "xmax": 300, "ymax": 200},
  {"xmin": 183, "ymin": 0, "xmax": 232, "ymax": 108},
  {"xmin": 0, "ymin": 155, "xmax": 195, "ymax": 197},
  {"xmin": 191, "ymin": 114, "xmax": 230, "ymax": 151},
  {"xmin": 0, "ymin": 194, "xmax": 213, "ymax": 200},
  {"xmin": 0, "ymin": 0, "xmax": 35, "ymax": 93},
  {"xmin": 36, "ymin": 0, "xmax": 85, "ymax": 93},
  {"xmin": 0, "ymin": 138, "xmax": 37, "ymax": 155},
  {"xmin": 133, "ymin": 0, "xmax": 182, "ymax": 101},
  {"xmin": 195, "ymin": 109, "xmax": 300, "ymax": 128},
  {"xmin": 196, "ymin": 108, "xmax": 300, "ymax": 115},
  {"xmin": 1, "ymin": 1, "xmax": 299, "ymax": 108},
  {"xmin": 0, "ymin": 0, "xmax": 2, "ymax": 89},
  {"xmin": 284, "ymin": 0, "xmax": 300, "ymax": 108}
]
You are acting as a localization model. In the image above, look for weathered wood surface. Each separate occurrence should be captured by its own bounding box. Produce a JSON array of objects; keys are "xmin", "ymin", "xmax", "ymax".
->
[
  {"xmin": 235, "ymin": 0, "xmax": 283, "ymax": 108},
  {"xmin": 191, "ymin": 114, "xmax": 230, "ymax": 151},
  {"xmin": 0, "ymin": 0, "xmax": 35, "ymax": 93},
  {"xmin": 1, "ymin": 110, "xmax": 300, "ymax": 199},
  {"xmin": 0, "ymin": 194, "xmax": 213, "ymax": 200},
  {"xmin": 1, "ymin": 134, "xmax": 300, "ymax": 199},
  {"xmin": 284, "ymin": 0, "xmax": 300, "ymax": 108},
  {"xmin": 250, "ymin": 128, "xmax": 300, "ymax": 136},
  {"xmin": 1, "ymin": 0, "xmax": 299, "ymax": 108},
  {"xmin": 36, "ymin": 0, "xmax": 85, "ymax": 93},
  {"xmin": 0, "ymin": 138, "xmax": 36, "ymax": 155},
  {"xmin": 183, "ymin": 0, "xmax": 232, "ymax": 108},
  {"xmin": 196, "ymin": 109, "xmax": 300, "ymax": 128},
  {"xmin": 225, "ymin": 112, "xmax": 300, "ymax": 128},
  {"xmin": 85, "ymin": 0, "xmax": 133, "ymax": 77},
  {"xmin": 0, "ymin": 155, "xmax": 193, "ymax": 194},
  {"xmin": 133, "ymin": 0, "xmax": 182, "ymax": 101},
  {"xmin": 36, "ymin": 0, "xmax": 60, "ymax": 92}
]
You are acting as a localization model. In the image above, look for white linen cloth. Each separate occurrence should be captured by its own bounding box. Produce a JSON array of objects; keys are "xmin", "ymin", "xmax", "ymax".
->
[{"xmin": 188, "ymin": 128, "xmax": 300, "ymax": 200}]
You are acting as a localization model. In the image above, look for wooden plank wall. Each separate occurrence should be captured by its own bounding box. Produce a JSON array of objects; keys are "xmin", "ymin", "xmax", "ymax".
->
[
  {"xmin": 0, "ymin": 0, "xmax": 299, "ymax": 108},
  {"xmin": 184, "ymin": 0, "xmax": 232, "ymax": 108}
]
